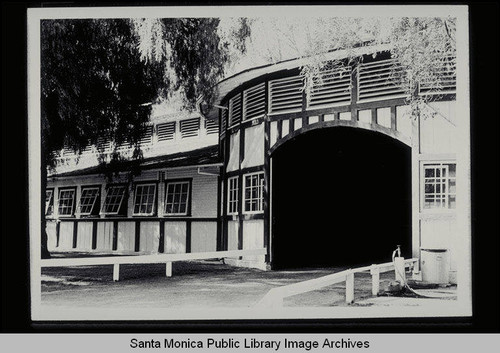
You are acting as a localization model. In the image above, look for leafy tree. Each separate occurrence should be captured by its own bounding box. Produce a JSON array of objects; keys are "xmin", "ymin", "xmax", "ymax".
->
[{"xmin": 40, "ymin": 18, "xmax": 246, "ymax": 258}]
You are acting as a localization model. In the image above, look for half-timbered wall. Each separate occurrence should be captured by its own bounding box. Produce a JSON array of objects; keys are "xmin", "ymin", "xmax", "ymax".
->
[
  {"xmin": 46, "ymin": 166, "xmax": 219, "ymax": 256},
  {"xmin": 218, "ymin": 53, "xmax": 459, "ymax": 280}
]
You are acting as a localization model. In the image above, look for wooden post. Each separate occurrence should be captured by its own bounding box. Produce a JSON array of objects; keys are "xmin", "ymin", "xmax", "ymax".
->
[
  {"xmin": 345, "ymin": 270, "xmax": 354, "ymax": 304},
  {"xmin": 166, "ymin": 262, "xmax": 172, "ymax": 277},
  {"xmin": 370, "ymin": 265, "xmax": 380, "ymax": 296},
  {"xmin": 394, "ymin": 257, "xmax": 406, "ymax": 285},
  {"xmin": 113, "ymin": 263, "xmax": 120, "ymax": 282}
]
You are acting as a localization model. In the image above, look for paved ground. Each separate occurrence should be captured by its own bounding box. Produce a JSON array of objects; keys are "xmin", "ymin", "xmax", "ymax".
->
[{"xmin": 41, "ymin": 257, "xmax": 456, "ymax": 309}]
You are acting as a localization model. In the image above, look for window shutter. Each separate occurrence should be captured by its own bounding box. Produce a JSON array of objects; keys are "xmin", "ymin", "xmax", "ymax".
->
[
  {"xmin": 139, "ymin": 125, "xmax": 153, "ymax": 146},
  {"xmin": 157, "ymin": 122, "xmax": 176, "ymax": 142},
  {"xmin": 357, "ymin": 58, "xmax": 406, "ymax": 101},
  {"xmin": 269, "ymin": 75, "xmax": 304, "ymax": 114},
  {"xmin": 419, "ymin": 56, "xmax": 456, "ymax": 95},
  {"xmin": 308, "ymin": 66, "xmax": 351, "ymax": 108},
  {"xmin": 205, "ymin": 118, "xmax": 219, "ymax": 135},
  {"xmin": 243, "ymin": 82, "xmax": 266, "ymax": 120},
  {"xmin": 229, "ymin": 94, "xmax": 242, "ymax": 127},
  {"xmin": 180, "ymin": 118, "xmax": 200, "ymax": 138}
]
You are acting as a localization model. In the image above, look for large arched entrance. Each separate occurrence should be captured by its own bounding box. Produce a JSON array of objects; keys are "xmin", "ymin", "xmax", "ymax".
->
[{"xmin": 271, "ymin": 127, "xmax": 411, "ymax": 270}]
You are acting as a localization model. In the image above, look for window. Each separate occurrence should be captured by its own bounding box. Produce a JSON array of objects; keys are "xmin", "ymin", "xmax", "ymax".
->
[
  {"xmin": 227, "ymin": 177, "xmax": 239, "ymax": 215},
  {"xmin": 243, "ymin": 172, "xmax": 265, "ymax": 213},
  {"xmin": 101, "ymin": 185, "xmax": 127, "ymax": 215},
  {"xmin": 58, "ymin": 188, "xmax": 75, "ymax": 216},
  {"xmin": 164, "ymin": 181, "xmax": 190, "ymax": 215},
  {"xmin": 423, "ymin": 163, "xmax": 456, "ymax": 210},
  {"xmin": 133, "ymin": 183, "xmax": 157, "ymax": 216},
  {"xmin": 78, "ymin": 187, "xmax": 100, "ymax": 216},
  {"xmin": 45, "ymin": 189, "xmax": 54, "ymax": 216}
]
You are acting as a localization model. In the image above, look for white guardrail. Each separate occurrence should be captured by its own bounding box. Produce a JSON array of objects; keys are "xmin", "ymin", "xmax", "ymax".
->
[
  {"xmin": 255, "ymin": 258, "xmax": 419, "ymax": 308},
  {"xmin": 41, "ymin": 248, "xmax": 267, "ymax": 281}
]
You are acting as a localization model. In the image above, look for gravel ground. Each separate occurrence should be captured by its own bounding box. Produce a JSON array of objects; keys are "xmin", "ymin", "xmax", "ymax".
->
[{"xmin": 41, "ymin": 258, "xmax": 426, "ymax": 309}]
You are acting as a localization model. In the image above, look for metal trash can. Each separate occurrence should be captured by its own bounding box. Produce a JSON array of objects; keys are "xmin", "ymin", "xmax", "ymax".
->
[{"xmin": 420, "ymin": 249, "xmax": 450, "ymax": 284}]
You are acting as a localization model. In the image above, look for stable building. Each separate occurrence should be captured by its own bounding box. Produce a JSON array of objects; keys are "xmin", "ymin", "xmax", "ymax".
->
[{"xmin": 46, "ymin": 45, "xmax": 463, "ymax": 284}]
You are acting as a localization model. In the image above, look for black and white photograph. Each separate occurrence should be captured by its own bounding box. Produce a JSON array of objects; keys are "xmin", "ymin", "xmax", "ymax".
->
[{"xmin": 24, "ymin": 5, "xmax": 474, "ymax": 324}]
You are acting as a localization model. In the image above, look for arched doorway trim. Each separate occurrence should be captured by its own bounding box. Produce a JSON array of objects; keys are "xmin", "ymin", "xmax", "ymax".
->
[{"xmin": 269, "ymin": 119, "xmax": 412, "ymax": 157}]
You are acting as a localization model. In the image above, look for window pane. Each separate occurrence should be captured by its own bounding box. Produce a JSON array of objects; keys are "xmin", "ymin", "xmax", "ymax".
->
[{"xmin": 164, "ymin": 181, "xmax": 190, "ymax": 215}]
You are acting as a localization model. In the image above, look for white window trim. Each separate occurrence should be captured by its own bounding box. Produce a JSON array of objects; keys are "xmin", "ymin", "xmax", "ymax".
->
[
  {"xmin": 420, "ymin": 161, "xmax": 456, "ymax": 213},
  {"xmin": 100, "ymin": 185, "xmax": 127, "ymax": 216},
  {"xmin": 227, "ymin": 176, "xmax": 239, "ymax": 215},
  {"xmin": 57, "ymin": 188, "xmax": 76, "ymax": 217},
  {"xmin": 243, "ymin": 171, "xmax": 265, "ymax": 215},
  {"xmin": 133, "ymin": 183, "xmax": 157, "ymax": 216},
  {"xmin": 164, "ymin": 180, "xmax": 191, "ymax": 216},
  {"xmin": 77, "ymin": 186, "xmax": 100, "ymax": 216}
]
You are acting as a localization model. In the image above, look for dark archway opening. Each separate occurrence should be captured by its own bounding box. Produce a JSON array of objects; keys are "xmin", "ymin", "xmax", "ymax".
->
[{"xmin": 271, "ymin": 127, "xmax": 411, "ymax": 270}]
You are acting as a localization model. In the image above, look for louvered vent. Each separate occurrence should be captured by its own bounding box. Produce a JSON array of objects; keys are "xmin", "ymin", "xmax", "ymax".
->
[
  {"xmin": 243, "ymin": 82, "xmax": 266, "ymax": 120},
  {"xmin": 308, "ymin": 67, "xmax": 351, "ymax": 108},
  {"xmin": 180, "ymin": 118, "xmax": 200, "ymax": 138},
  {"xmin": 96, "ymin": 136, "xmax": 112, "ymax": 151},
  {"xmin": 157, "ymin": 122, "xmax": 176, "ymax": 142},
  {"xmin": 269, "ymin": 75, "xmax": 304, "ymax": 114},
  {"xmin": 81, "ymin": 143, "xmax": 93, "ymax": 154},
  {"xmin": 229, "ymin": 94, "xmax": 242, "ymax": 127},
  {"xmin": 205, "ymin": 118, "xmax": 219, "ymax": 135},
  {"xmin": 220, "ymin": 107, "xmax": 227, "ymax": 135},
  {"xmin": 358, "ymin": 59, "xmax": 406, "ymax": 102},
  {"xmin": 419, "ymin": 56, "xmax": 456, "ymax": 94},
  {"xmin": 139, "ymin": 125, "xmax": 153, "ymax": 146},
  {"xmin": 62, "ymin": 143, "xmax": 74, "ymax": 156}
]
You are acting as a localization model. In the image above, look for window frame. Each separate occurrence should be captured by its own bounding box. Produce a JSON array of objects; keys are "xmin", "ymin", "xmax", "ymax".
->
[
  {"xmin": 227, "ymin": 176, "xmax": 239, "ymax": 215},
  {"xmin": 163, "ymin": 179, "xmax": 192, "ymax": 217},
  {"xmin": 57, "ymin": 187, "xmax": 77, "ymax": 217},
  {"xmin": 421, "ymin": 161, "xmax": 457, "ymax": 212},
  {"xmin": 77, "ymin": 185, "xmax": 101, "ymax": 217},
  {"xmin": 132, "ymin": 182, "xmax": 158, "ymax": 217},
  {"xmin": 243, "ymin": 171, "xmax": 265, "ymax": 215},
  {"xmin": 45, "ymin": 188, "xmax": 54, "ymax": 217},
  {"xmin": 100, "ymin": 184, "xmax": 128, "ymax": 216}
]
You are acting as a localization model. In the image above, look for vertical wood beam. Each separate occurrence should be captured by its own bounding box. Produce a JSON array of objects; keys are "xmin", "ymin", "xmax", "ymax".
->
[
  {"xmin": 391, "ymin": 105, "xmax": 397, "ymax": 131},
  {"xmin": 72, "ymin": 221, "xmax": 78, "ymax": 249},
  {"xmin": 113, "ymin": 263, "xmax": 120, "ymax": 282},
  {"xmin": 345, "ymin": 270, "xmax": 355, "ymax": 304},
  {"xmin": 165, "ymin": 262, "xmax": 172, "ymax": 277},
  {"xmin": 186, "ymin": 220, "xmax": 191, "ymax": 253},
  {"xmin": 216, "ymin": 175, "xmax": 222, "ymax": 251},
  {"xmin": 371, "ymin": 108, "xmax": 377, "ymax": 126},
  {"xmin": 91, "ymin": 220, "xmax": 98, "ymax": 250},
  {"xmin": 351, "ymin": 66, "xmax": 359, "ymax": 121},
  {"xmin": 112, "ymin": 221, "xmax": 118, "ymax": 251},
  {"xmin": 370, "ymin": 265, "xmax": 380, "ymax": 296},
  {"xmin": 158, "ymin": 220, "xmax": 165, "ymax": 253},
  {"xmin": 134, "ymin": 221, "xmax": 140, "ymax": 252},
  {"xmin": 56, "ymin": 221, "xmax": 60, "ymax": 248}
]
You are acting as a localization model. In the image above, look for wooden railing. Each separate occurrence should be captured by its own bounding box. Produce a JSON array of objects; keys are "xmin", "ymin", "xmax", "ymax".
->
[
  {"xmin": 255, "ymin": 258, "xmax": 419, "ymax": 308},
  {"xmin": 41, "ymin": 248, "xmax": 267, "ymax": 282}
]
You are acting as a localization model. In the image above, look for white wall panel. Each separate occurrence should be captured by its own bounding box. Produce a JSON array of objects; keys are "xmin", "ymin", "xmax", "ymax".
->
[
  {"xmin": 165, "ymin": 221, "xmax": 186, "ymax": 253},
  {"xmin": 140, "ymin": 221, "xmax": 160, "ymax": 253},
  {"xmin": 76, "ymin": 222, "xmax": 93, "ymax": 251},
  {"xmin": 191, "ymin": 222, "xmax": 217, "ymax": 253},
  {"xmin": 242, "ymin": 123, "xmax": 264, "ymax": 169}
]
